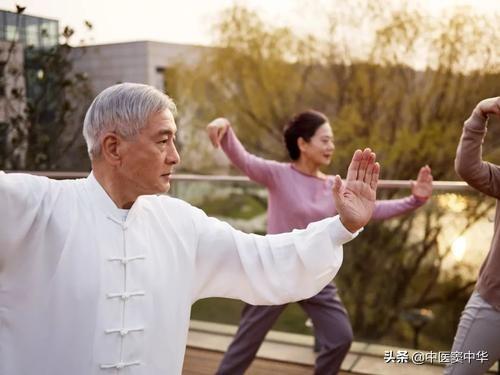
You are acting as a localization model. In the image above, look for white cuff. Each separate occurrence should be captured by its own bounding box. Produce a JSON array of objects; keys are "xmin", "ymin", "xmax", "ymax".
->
[{"xmin": 330, "ymin": 215, "xmax": 363, "ymax": 244}]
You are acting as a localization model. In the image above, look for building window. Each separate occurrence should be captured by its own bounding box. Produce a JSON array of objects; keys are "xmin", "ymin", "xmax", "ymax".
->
[
  {"xmin": 0, "ymin": 10, "xmax": 59, "ymax": 49},
  {"xmin": 155, "ymin": 66, "xmax": 166, "ymax": 91}
]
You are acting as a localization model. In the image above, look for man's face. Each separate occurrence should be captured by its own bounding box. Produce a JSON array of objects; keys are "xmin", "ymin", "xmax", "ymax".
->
[{"xmin": 118, "ymin": 109, "xmax": 180, "ymax": 196}]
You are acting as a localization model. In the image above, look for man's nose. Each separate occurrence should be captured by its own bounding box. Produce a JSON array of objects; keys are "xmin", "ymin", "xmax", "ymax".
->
[{"xmin": 166, "ymin": 145, "xmax": 180, "ymax": 165}]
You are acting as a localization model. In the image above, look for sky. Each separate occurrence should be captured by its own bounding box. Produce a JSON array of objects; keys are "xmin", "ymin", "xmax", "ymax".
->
[{"xmin": 1, "ymin": 0, "xmax": 500, "ymax": 46}]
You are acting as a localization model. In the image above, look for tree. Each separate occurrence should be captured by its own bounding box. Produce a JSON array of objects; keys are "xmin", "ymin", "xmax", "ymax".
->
[
  {"xmin": 0, "ymin": 7, "xmax": 93, "ymax": 170},
  {"xmin": 168, "ymin": 6, "xmax": 322, "ymax": 171},
  {"xmin": 170, "ymin": 1, "xmax": 500, "ymax": 349}
]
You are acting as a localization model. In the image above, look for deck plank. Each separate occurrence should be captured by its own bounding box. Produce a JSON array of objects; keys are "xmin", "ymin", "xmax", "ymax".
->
[{"xmin": 183, "ymin": 347, "xmax": 350, "ymax": 375}]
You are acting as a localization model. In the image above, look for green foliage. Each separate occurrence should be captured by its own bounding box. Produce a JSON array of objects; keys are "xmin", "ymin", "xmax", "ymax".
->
[
  {"xmin": 199, "ymin": 192, "xmax": 265, "ymax": 220},
  {"xmin": 169, "ymin": 6, "xmax": 322, "ymax": 163},
  {"xmin": 171, "ymin": 1, "xmax": 500, "ymax": 348},
  {"xmin": 170, "ymin": 2, "xmax": 500, "ymax": 179}
]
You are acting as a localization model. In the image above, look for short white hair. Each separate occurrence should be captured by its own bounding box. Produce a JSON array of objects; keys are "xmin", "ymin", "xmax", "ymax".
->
[{"xmin": 83, "ymin": 82, "xmax": 177, "ymax": 159}]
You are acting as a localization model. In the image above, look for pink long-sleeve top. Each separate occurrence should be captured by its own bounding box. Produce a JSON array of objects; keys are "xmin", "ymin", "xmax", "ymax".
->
[{"xmin": 221, "ymin": 127, "xmax": 425, "ymax": 234}]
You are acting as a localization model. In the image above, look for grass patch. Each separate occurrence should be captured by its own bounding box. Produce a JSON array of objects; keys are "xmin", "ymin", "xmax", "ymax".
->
[
  {"xmin": 191, "ymin": 297, "xmax": 312, "ymax": 336},
  {"xmin": 198, "ymin": 192, "xmax": 266, "ymax": 220}
]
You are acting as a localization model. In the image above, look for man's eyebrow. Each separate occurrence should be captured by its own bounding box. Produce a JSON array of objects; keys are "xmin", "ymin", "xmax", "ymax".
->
[{"xmin": 157, "ymin": 129, "xmax": 176, "ymax": 136}]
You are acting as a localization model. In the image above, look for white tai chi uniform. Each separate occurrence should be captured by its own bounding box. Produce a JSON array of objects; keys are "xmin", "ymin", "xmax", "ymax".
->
[{"xmin": 0, "ymin": 172, "xmax": 359, "ymax": 375}]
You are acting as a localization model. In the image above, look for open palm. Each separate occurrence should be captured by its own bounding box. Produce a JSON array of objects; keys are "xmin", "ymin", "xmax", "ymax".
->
[
  {"xmin": 411, "ymin": 165, "xmax": 433, "ymax": 200},
  {"xmin": 332, "ymin": 149, "xmax": 380, "ymax": 233}
]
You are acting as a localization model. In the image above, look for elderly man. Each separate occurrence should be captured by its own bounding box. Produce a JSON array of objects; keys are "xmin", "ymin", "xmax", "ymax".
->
[{"xmin": 0, "ymin": 83, "xmax": 379, "ymax": 374}]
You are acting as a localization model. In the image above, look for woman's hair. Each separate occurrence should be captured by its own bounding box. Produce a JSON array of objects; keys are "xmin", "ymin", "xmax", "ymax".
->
[
  {"xmin": 283, "ymin": 110, "xmax": 328, "ymax": 160},
  {"xmin": 83, "ymin": 82, "xmax": 177, "ymax": 159}
]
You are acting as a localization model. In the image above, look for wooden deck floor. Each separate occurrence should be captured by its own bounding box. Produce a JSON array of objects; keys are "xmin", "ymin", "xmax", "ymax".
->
[
  {"xmin": 183, "ymin": 320, "xmax": 499, "ymax": 375},
  {"xmin": 183, "ymin": 347, "xmax": 350, "ymax": 375}
]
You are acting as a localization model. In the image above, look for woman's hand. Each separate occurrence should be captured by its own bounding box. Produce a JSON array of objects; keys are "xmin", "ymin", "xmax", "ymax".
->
[
  {"xmin": 206, "ymin": 118, "xmax": 230, "ymax": 148},
  {"xmin": 411, "ymin": 165, "xmax": 433, "ymax": 201}
]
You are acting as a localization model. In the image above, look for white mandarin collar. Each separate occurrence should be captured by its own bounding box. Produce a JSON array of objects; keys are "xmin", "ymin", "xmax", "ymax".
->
[{"xmin": 84, "ymin": 171, "xmax": 140, "ymax": 226}]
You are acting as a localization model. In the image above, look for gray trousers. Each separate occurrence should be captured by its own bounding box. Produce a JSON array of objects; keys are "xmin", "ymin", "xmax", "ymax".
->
[
  {"xmin": 215, "ymin": 283, "xmax": 353, "ymax": 375},
  {"xmin": 444, "ymin": 291, "xmax": 500, "ymax": 375}
]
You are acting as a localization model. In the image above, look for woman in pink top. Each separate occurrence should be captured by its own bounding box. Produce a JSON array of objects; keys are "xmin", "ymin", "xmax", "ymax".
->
[{"xmin": 207, "ymin": 110, "xmax": 433, "ymax": 375}]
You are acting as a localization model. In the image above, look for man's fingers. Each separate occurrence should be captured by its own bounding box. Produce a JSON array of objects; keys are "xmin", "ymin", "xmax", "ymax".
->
[
  {"xmin": 358, "ymin": 152, "xmax": 369, "ymax": 181},
  {"xmin": 358, "ymin": 149, "xmax": 374, "ymax": 182},
  {"xmin": 369, "ymin": 162, "xmax": 380, "ymax": 191},
  {"xmin": 346, "ymin": 149, "xmax": 365, "ymax": 181},
  {"xmin": 363, "ymin": 153, "xmax": 377, "ymax": 184},
  {"xmin": 332, "ymin": 175, "xmax": 343, "ymax": 206},
  {"xmin": 332, "ymin": 175, "xmax": 342, "ymax": 195},
  {"xmin": 346, "ymin": 149, "xmax": 362, "ymax": 181},
  {"xmin": 365, "ymin": 152, "xmax": 376, "ymax": 182}
]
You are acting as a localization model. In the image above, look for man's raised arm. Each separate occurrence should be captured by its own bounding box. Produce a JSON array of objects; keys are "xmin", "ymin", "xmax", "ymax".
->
[
  {"xmin": 333, "ymin": 148, "xmax": 380, "ymax": 233},
  {"xmin": 190, "ymin": 148, "xmax": 380, "ymax": 304}
]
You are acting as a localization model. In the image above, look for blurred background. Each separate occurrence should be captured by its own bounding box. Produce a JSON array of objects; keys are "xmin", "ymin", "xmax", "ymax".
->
[{"xmin": 1, "ymin": 0, "xmax": 499, "ymax": 370}]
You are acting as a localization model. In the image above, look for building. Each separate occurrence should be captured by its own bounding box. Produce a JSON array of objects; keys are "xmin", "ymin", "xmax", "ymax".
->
[
  {"xmin": 0, "ymin": 9, "xmax": 58, "ymax": 48},
  {"xmin": 70, "ymin": 40, "xmax": 206, "ymax": 94},
  {"xmin": 1, "ymin": 9, "xmax": 221, "ymax": 171},
  {"xmin": 70, "ymin": 41, "xmax": 227, "ymax": 172},
  {"xmin": 0, "ymin": 9, "xmax": 59, "ymax": 169}
]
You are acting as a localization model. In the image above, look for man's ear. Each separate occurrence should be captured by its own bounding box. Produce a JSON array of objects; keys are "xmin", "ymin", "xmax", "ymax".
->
[{"xmin": 100, "ymin": 132, "xmax": 122, "ymax": 166}]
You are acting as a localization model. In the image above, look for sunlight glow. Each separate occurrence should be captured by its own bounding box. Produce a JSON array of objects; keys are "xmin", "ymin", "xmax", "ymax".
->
[
  {"xmin": 451, "ymin": 236, "xmax": 467, "ymax": 261},
  {"xmin": 438, "ymin": 193, "xmax": 467, "ymax": 213}
]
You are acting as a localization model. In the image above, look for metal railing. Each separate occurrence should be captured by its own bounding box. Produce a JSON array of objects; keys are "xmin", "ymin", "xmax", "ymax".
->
[{"xmin": 4, "ymin": 170, "xmax": 472, "ymax": 191}]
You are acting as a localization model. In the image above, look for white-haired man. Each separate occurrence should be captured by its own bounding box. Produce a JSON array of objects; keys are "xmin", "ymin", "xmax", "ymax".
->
[{"xmin": 0, "ymin": 83, "xmax": 380, "ymax": 374}]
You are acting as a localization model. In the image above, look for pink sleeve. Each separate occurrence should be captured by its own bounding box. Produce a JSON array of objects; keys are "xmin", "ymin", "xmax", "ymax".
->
[
  {"xmin": 372, "ymin": 195, "xmax": 426, "ymax": 220},
  {"xmin": 220, "ymin": 126, "xmax": 282, "ymax": 187}
]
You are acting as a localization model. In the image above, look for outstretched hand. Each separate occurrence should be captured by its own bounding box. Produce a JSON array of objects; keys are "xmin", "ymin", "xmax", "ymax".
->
[
  {"xmin": 411, "ymin": 165, "xmax": 433, "ymax": 200},
  {"xmin": 333, "ymin": 148, "xmax": 380, "ymax": 233},
  {"xmin": 206, "ymin": 118, "xmax": 230, "ymax": 148}
]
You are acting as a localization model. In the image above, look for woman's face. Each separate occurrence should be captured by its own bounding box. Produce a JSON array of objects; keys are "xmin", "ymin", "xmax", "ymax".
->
[{"xmin": 299, "ymin": 122, "xmax": 335, "ymax": 166}]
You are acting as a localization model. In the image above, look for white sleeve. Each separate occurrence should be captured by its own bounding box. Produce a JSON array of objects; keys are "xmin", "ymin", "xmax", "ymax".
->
[
  {"xmin": 190, "ymin": 206, "xmax": 361, "ymax": 305},
  {"xmin": 0, "ymin": 172, "xmax": 53, "ymax": 260}
]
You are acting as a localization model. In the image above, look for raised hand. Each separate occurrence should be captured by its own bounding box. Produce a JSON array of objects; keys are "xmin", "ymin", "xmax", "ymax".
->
[
  {"xmin": 411, "ymin": 165, "xmax": 433, "ymax": 201},
  {"xmin": 206, "ymin": 117, "xmax": 230, "ymax": 148},
  {"xmin": 474, "ymin": 97, "xmax": 500, "ymax": 119},
  {"xmin": 332, "ymin": 148, "xmax": 380, "ymax": 233}
]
